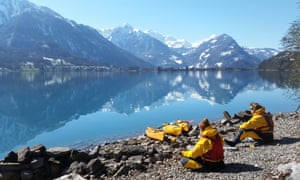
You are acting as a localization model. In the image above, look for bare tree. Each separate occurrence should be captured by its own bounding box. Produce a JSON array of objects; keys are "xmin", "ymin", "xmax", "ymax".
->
[{"xmin": 281, "ymin": 19, "xmax": 300, "ymax": 52}]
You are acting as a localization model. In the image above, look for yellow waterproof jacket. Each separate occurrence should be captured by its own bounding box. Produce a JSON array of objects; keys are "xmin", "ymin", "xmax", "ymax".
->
[
  {"xmin": 181, "ymin": 126, "xmax": 224, "ymax": 162},
  {"xmin": 240, "ymin": 107, "xmax": 273, "ymax": 133}
]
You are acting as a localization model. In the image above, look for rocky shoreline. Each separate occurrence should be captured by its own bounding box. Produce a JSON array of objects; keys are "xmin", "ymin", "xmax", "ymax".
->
[{"xmin": 0, "ymin": 111, "xmax": 299, "ymax": 180}]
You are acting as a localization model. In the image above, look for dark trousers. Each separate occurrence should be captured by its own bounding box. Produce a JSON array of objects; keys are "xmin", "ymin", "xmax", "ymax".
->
[
  {"xmin": 234, "ymin": 129, "xmax": 273, "ymax": 143},
  {"xmin": 181, "ymin": 157, "xmax": 225, "ymax": 171}
]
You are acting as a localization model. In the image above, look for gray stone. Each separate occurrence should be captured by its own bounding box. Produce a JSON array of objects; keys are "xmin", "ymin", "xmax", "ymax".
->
[
  {"xmin": 87, "ymin": 158, "xmax": 104, "ymax": 175},
  {"xmin": 48, "ymin": 157, "xmax": 62, "ymax": 178},
  {"xmin": 31, "ymin": 157, "xmax": 45, "ymax": 169},
  {"xmin": 67, "ymin": 161, "xmax": 87, "ymax": 175},
  {"xmin": 188, "ymin": 125, "xmax": 200, "ymax": 136},
  {"xmin": 55, "ymin": 173, "xmax": 86, "ymax": 180},
  {"xmin": 104, "ymin": 160, "xmax": 121, "ymax": 176},
  {"xmin": 17, "ymin": 147, "xmax": 31, "ymax": 164},
  {"xmin": 0, "ymin": 162, "xmax": 30, "ymax": 171},
  {"xmin": 20, "ymin": 169, "xmax": 33, "ymax": 180},
  {"xmin": 30, "ymin": 144, "xmax": 46, "ymax": 157},
  {"xmin": 88, "ymin": 145, "xmax": 99, "ymax": 158},
  {"xmin": 120, "ymin": 145, "xmax": 147, "ymax": 157},
  {"xmin": 47, "ymin": 147, "xmax": 72, "ymax": 157},
  {"xmin": 4, "ymin": 151, "xmax": 17, "ymax": 163},
  {"xmin": 71, "ymin": 150, "xmax": 91, "ymax": 162},
  {"xmin": 127, "ymin": 155, "xmax": 145, "ymax": 170},
  {"xmin": 113, "ymin": 165, "xmax": 130, "ymax": 177},
  {"xmin": 127, "ymin": 155, "xmax": 143, "ymax": 165}
]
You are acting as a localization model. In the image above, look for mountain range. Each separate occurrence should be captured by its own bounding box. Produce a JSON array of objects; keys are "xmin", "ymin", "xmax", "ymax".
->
[
  {"xmin": 0, "ymin": 0, "xmax": 279, "ymax": 71},
  {"xmin": 0, "ymin": 0, "xmax": 150, "ymax": 70},
  {"xmin": 99, "ymin": 25, "xmax": 280, "ymax": 69}
]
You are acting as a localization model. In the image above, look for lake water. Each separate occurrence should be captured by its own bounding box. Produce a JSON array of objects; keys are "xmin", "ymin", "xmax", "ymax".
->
[{"xmin": 0, "ymin": 70, "xmax": 299, "ymax": 159}]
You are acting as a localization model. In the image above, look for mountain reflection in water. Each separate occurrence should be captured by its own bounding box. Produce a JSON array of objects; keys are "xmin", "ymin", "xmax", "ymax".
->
[{"xmin": 0, "ymin": 70, "xmax": 299, "ymax": 158}]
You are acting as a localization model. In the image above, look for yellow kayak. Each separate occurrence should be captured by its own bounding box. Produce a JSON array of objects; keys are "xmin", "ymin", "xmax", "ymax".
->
[
  {"xmin": 162, "ymin": 124, "xmax": 182, "ymax": 136},
  {"xmin": 145, "ymin": 120, "xmax": 191, "ymax": 141},
  {"xmin": 145, "ymin": 127, "xmax": 165, "ymax": 141},
  {"xmin": 162, "ymin": 120, "xmax": 190, "ymax": 136}
]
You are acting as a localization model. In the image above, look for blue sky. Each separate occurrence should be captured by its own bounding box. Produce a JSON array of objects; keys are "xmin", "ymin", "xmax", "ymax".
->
[{"xmin": 28, "ymin": 0, "xmax": 299, "ymax": 49}]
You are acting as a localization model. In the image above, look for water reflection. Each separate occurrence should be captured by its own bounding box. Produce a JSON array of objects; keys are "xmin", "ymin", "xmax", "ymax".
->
[
  {"xmin": 259, "ymin": 71, "xmax": 300, "ymax": 102},
  {"xmin": 0, "ymin": 70, "xmax": 298, "ymax": 154},
  {"xmin": 102, "ymin": 70, "xmax": 267, "ymax": 113}
]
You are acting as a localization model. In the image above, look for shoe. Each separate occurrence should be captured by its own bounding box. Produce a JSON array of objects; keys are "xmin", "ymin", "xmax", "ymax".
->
[
  {"xmin": 223, "ymin": 111, "xmax": 231, "ymax": 120},
  {"xmin": 224, "ymin": 139, "xmax": 236, "ymax": 147},
  {"xmin": 253, "ymin": 141, "xmax": 265, "ymax": 146}
]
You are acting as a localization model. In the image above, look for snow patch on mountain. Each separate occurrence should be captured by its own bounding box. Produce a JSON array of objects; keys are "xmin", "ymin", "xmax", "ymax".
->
[
  {"xmin": 192, "ymin": 34, "xmax": 218, "ymax": 48},
  {"xmin": 0, "ymin": 0, "xmax": 66, "ymax": 26},
  {"xmin": 244, "ymin": 47, "xmax": 279, "ymax": 61},
  {"xmin": 143, "ymin": 29, "xmax": 192, "ymax": 49},
  {"xmin": 221, "ymin": 50, "xmax": 233, "ymax": 56},
  {"xmin": 170, "ymin": 55, "xmax": 183, "ymax": 64},
  {"xmin": 199, "ymin": 51, "xmax": 210, "ymax": 60}
]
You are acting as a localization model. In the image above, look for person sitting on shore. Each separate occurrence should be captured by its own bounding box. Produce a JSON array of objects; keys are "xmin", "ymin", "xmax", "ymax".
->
[
  {"xmin": 180, "ymin": 118, "xmax": 225, "ymax": 171},
  {"xmin": 224, "ymin": 102, "xmax": 274, "ymax": 147}
]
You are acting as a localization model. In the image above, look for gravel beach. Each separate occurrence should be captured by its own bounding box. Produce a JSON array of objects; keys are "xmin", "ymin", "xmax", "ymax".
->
[
  {"xmin": 1, "ymin": 111, "xmax": 299, "ymax": 180},
  {"xmin": 98, "ymin": 111, "xmax": 300, "ymax": 180}
]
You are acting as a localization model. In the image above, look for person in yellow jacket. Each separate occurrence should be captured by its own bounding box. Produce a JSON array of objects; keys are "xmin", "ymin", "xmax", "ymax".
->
[
  {"xmin": 181, "ymin": 118, "xmax": 225, "ymax": 171},
  {"xmin": 225, "ymin": 102, "xmax": 274, "ymax": 147}
]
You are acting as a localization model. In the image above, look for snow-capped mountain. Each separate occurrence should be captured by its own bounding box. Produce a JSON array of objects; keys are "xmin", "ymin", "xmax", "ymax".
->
[
  {"xmin": 141, "ymin": 30, "xmax": 278, "ymax": 68},
  {"xmin": 183, "ymin": 34, "xmax": 261, "ymax": 69},
  {"xmin": 244, "ymin": 47, "xmax": 279, "ymax": 61},
  {"xmin": 0, "ymin": 0, "xmax": 150, "ymax": 70},
  {"xmin": 101, "ymin": 25, "xmax": 264, "ymax": 69},
  {"xmin": 99, "ymin": 24, "xmax": 185, "ymax": 67},
  {"xmin": 0, "ymin": 0, "xmax": 34, "ymax": 24},
  {"xmin": 143, "ymin": 31, "xmax": 277, "ymax": 64}
]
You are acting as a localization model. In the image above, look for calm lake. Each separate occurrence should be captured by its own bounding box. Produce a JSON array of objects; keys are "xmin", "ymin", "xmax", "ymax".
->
[{"xmin": 0, "ymin": 70, "xmax": 299, "ymax": 159}]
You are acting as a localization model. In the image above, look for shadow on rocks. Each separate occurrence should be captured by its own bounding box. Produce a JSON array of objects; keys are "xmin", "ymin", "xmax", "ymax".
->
[
  {"xmin": 274, "ymin": 137, "xmax": 300, "ymax": 145},
  {"xmin": 220, "ymin": 163, "xmax": 263, "ymax": 173},
  {"xmin": 237, "ymin": 137, "xmax": 300, "ymax": 148}
]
